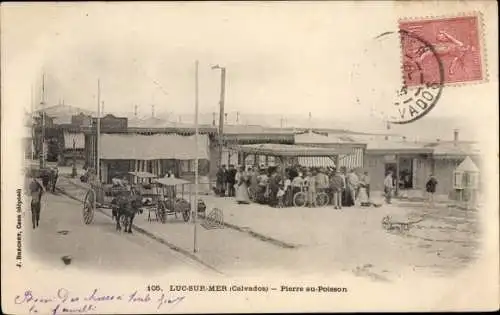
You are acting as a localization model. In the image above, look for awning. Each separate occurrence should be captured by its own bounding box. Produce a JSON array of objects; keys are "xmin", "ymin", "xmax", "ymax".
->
[
  {"xmin": 298, "ymin": 157, "xmax": 336, "ymax": 168},
  {"xmin": 64, "ymin": 132, "xmax": 85, "ymax": 149},
  {"xmin": 231, "ymin": 143, "xmax": 352, "ymax": 157},
  {"xmin": 100, "ymin": 134, "xmax": 209, "ymax": 160},
  {"xmin": 154, "ymin": 177, "xmax": 191, "ymax": 186}
]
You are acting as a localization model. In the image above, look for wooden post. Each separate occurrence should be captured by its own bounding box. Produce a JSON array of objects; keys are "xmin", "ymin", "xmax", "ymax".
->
[{"xmin": 395, "ymin": 154, "xmax": 400, "ymax": 196}]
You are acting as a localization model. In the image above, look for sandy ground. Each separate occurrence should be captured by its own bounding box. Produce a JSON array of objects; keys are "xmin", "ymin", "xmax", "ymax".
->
[{"xmin": 45, "ymin": 173, "xmax": 481, "ymax": 282}]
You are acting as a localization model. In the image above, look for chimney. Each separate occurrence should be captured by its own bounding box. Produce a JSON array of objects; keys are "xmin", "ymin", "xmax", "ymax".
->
[
  {"xmin": 453, "ymin": 129, "xmax": 459, "ymax": 145},
  {"xmin": 212, "ymin": 112, "xmax": 216, "ymax": 126}
]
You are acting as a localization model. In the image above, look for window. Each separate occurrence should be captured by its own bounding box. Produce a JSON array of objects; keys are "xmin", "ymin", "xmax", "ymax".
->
[
  {"xmin": 180, "ymin": 160, "xmax": 197, "ymax": 173},
  {"xmin": 453, "ymin": 172, "xmax": 463, "ymax": 189}
]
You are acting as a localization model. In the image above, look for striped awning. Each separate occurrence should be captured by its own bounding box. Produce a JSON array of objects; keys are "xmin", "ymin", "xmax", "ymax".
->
[
  {"xmin": 298, "ymin": 156, "xmax": 336, "ymax": 168},
  {"xmin": 338, "ymin": 147, "xmax": 364, "ymax": 169}
]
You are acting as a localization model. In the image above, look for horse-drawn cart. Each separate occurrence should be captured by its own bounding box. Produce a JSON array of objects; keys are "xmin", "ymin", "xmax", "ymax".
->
[
  {"xmin": 82, "ymin": 174, "xmax": 207, "ymax": 226},
  {"xmin": 152, "ymin": 177, "xmax": 207, "ymax": 223}
]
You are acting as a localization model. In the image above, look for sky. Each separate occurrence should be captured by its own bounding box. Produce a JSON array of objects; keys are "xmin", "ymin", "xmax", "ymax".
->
[{"xmin": 2, "ymin": 2, "xmax": 498, "ymax": 126}]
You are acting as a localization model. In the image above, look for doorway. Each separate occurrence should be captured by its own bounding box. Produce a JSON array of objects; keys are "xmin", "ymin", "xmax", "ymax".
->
[{"xmin": 384, "ymin": 163, "xmax": 397, "ymax": 187}]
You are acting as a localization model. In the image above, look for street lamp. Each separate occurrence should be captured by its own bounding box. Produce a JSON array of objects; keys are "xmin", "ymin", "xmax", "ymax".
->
[{"xmin": 211, "ymin": 65, "xmax": 226, "ymax": 167}]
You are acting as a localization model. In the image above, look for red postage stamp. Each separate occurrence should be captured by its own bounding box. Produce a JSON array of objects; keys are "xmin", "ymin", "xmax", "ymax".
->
[{"xmin": 399, "ymin": 14, "xmax": 484, "ymax": 86}]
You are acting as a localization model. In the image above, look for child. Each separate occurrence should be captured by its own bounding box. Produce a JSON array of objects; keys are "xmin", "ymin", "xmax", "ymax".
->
[{"xmin": 277, "ymin": 188, "xmax": 285, "ymax": 208}]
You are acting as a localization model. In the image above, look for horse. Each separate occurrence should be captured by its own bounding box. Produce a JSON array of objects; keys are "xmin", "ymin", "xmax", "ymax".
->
[{"xmin": 111, "ymin": 191, "xmax": 142, "ymax": 233}]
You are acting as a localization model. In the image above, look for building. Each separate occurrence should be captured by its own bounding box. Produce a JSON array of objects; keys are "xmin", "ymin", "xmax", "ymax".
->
[
  {"xmin": 84, "ymin": 115, "xmax": 216, "ymax": 185},
  {"xmin": 32, "ymin": 104, "xmax": 93, "ymax": 165},
  {"xmin": 364, "ymin": 130, "xmax": 481, "ymax": 198}
]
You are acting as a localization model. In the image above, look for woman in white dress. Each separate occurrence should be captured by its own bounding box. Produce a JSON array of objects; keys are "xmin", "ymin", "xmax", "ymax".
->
[
  {"xmin": 358, "ymin": 175, "xmax": 370, "ymax": 207},
  {"xmin": 235, "ymin": 166, "xmax": 251, "ymax": 204}
]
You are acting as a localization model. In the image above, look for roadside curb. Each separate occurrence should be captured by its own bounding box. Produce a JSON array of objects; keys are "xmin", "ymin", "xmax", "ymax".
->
[
  {"xmin": 59, "ymin": 177, "xmax": 300, "ymax": 249},
  {"xmin": 55, "ymin": 186, "xmax": 224, "ymax": 276}
]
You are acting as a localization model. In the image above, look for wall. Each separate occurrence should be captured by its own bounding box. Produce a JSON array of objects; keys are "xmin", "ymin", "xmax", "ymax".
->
[
  {"xmin": 364, "ymin": 153, "xmax": 433, "ymax": 193},
  {"xmin": 364, "ymin": 154, "xmax": 386, "ymax": 191},
  {"xmin": 433, "ymin": 159, "xmax": 462, "ymax": 195}
]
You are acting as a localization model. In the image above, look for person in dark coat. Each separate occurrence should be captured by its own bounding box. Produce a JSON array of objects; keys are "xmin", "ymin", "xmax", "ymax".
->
[
  {"xmin": 29, "ymin": 176, "xmax": 45, "ymax": 229},
  {"xmin": 268, "ymin": 167, "xmax": 281, "ymax": 207},
  {"xmin": 425, "ymin": 174, "xmax": 438, "ymax": 208},
  {"xmin": 216, "ymin": 165, "xmax": 227, "ymax": 197},
  {"xmin": 227, "ymin": 165, "xmax": 237, "ymax": 197}
]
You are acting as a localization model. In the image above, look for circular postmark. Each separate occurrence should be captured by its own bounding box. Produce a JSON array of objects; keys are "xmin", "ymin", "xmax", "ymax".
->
[{"xmin": 351, "ymin": 30, "xmax": 444, "ymax": 124}]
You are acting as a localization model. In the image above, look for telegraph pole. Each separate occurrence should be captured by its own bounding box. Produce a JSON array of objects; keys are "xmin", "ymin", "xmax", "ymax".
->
[
  {"xmin": 193, "ymin": 60, "xmax": 200, "ymax": 253},
  {"xmin": 212, "ymin": 65, "xmax": 226, "ymax": 166},
  {"xmin": 39, "ymin": 74, "xmax": 46, "ymax": 168},
  {"xmin": 96, "ymin": 79, "xmax": 101, "ymax": 183}
]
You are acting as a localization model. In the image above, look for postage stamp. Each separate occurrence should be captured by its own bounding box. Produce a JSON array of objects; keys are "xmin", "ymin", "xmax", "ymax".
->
[
  {"xmin": 399, "ymin": 14, "xmax": 484, "ymax": 86},
  {"xmin": 351, "ymin": 29, "xmax": 444, "ymax": 124}
]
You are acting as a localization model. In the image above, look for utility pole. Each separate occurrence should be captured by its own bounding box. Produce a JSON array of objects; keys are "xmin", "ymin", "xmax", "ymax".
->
[
  {"xmin": 193, "ymin": 60, "xmax": 200, "ymax": 253},
  {"xmin": 96, "ymin": 79, "xmax": 101, "ymax": 184},
  {"xmin": 39, "ymin": 74, "xmax": 46, "ymax": 168},
  {"xmin": 212, "ymin": 65, "xmax": 226, "ymax": 166},
  {"xmin": 30, "ymin": 85, "xmax": 35, "ymax": 160}
]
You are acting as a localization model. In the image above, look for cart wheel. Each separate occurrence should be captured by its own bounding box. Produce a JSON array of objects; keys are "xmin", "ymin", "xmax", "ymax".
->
[
  {"xmin": 316, "ymin": 192, "xmax": 330, "ymax": 207},
  {"xmin": 248, "ymin": 187, "xmax": 257, "ymax": 202},
  {"xmin": 83, "ymin": 189, "xmax": 95, "ymax": 225},
  {"xmin": 157, "ymin": 206, "xmax": 166, "ymax": 223},
  {"xmin": 293, "ymin": 192, "xmax": 307, "ymax": 207},
  {"xmin": 182, "ymin": 210, "xmax": 190, "ymax": 222},
  {"xmin": 175, "ymin": 200, "xmax": 190, "ymax": 222}
]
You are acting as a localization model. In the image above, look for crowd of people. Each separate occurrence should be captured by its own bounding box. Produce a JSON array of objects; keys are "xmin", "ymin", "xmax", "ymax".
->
[{"xmin": 215, "ymin": 164, "xmax": 373, "ymax": 209}]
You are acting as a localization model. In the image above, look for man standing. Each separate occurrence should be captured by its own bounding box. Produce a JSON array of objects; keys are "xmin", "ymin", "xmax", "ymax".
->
[
  {"xmin": 330, "ymin": 169, "xmax": 344, "ymax": 210},
  {"xmin": 51, "ymin": 167, "xmax": 59, "ymax": 192},
  {"xmin": 361, "ymin": 171, "xmax": 370, "ymax": 199},
  {"xmin": 29, "ymin": 175, "xmax": 45, "ymax": 229},
  {"xmin": 425, "ymin": 174, "xmax": 438, "ymax": 208},
  {"xmin": 315, "ymin": 168, "xmax": 329, "ymax": 196},
  {"xmin": 227, "ymin": 165, "xmax": 237, "ymax": 197},
  {"xmin": 216, "ymin": 165, "xmax": 227, "ymax": 197},
  {"xmin": 384, "ymin": 171, "xmax": 394, "ymax": 204},
  {"xmin": 346, "ymin": 169, "xmax": 359, "ymax": 206}
]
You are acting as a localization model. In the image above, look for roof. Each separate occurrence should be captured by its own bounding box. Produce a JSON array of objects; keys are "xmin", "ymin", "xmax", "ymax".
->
[
  {"xmin": 224, "ymin": 125, "xmax": 293, "ymax": 135},
  {"xmin": 455, "ymin": 156, "xmax": 480, "ymax": 173},
  {"xmin": 100, "ymin": 134, "xmax": 209, "ymax": 160},
  {"xmin": 366, "ymin": 141, "xmax": 433, "ymax": 154},
  {"xmin": 425, "ymin": 141, "xmax": 480, "ymax": 157},
  {"xmin": 35, "ymin": 104, "xmax": 94, "ymax": 117},
  {"xmin": 128, "ymin": 171, "xmax": 158, "ymax": 178},
  {"xmin": 294, "ymin": 131, "xmax": 360, "ymax": 144},
  {"xmin": 231, "ymin": 143, "xmax": 353, "ymax": 157},
  {"xmin": 154, "ymin": 177, "xmax": 191, "ymax": 186}
]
